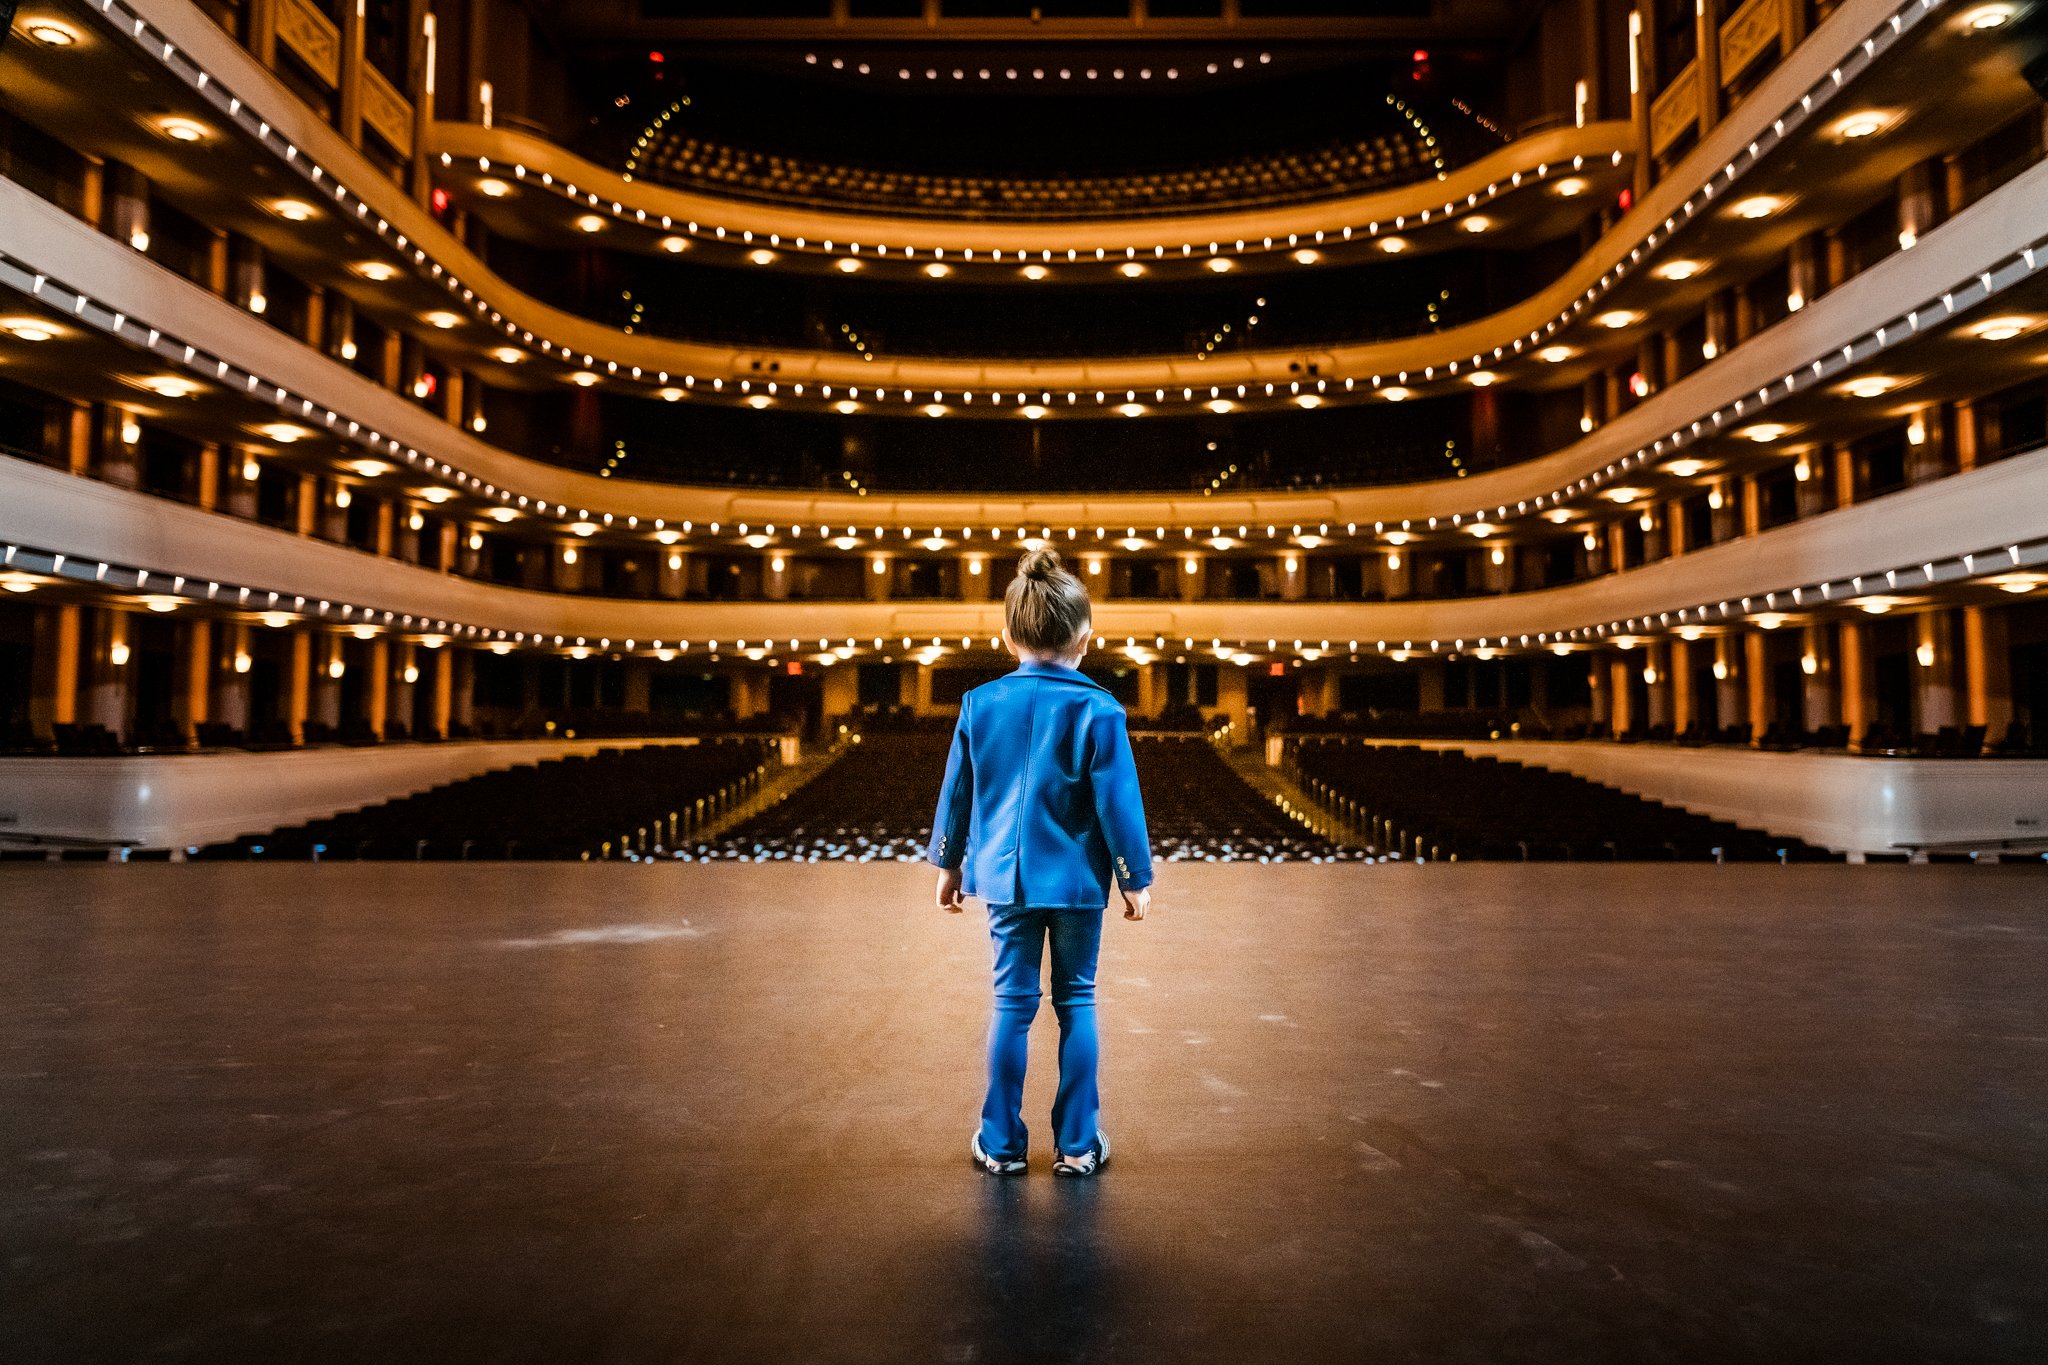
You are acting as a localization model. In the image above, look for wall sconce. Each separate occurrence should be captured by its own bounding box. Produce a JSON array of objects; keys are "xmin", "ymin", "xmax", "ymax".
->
[{"xmin": 109, "ymin": 641, "xmax": 130, "ymax": 667}]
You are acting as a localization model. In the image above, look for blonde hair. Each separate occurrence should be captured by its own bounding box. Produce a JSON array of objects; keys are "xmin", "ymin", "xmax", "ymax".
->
[{"xmin": 1004, "ymin": 549, "xmax": 1092, "ymax": 653}]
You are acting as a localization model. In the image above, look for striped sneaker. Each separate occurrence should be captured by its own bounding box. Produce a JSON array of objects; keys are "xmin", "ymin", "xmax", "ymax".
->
[
  {"xmin": 971, "ymin": 1132, "xmax": 1026, "ymax": 1176},
  {"xmin": 1053, "ymin": 1130, "xmax": 1110, "ymax": 1178}
]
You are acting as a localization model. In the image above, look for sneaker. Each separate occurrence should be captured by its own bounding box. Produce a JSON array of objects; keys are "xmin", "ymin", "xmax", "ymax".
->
[
  {"xmin": 1053, "ymin": 1130, "xmax": 1110, "ymax": 1178},
  {"xmin": 971, "ymin": 1132, "xmax": 1026, "ymax": 1176}
]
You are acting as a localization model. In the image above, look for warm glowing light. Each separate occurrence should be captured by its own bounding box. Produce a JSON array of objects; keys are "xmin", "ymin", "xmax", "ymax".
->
[
  {"xmin": 1740, "ymin": 423, "xmax": 1790, "ymax": 442},
  {"xmin": 1291, "ymin": 249, "xmax": 1321, "ymax": 264},
  {"xmin": 1206, "ymin": 399, "xmax": 1235, "ymax": 414},
  {"xmin": 573, "ymin": 214, "xmax": 606, "ymax": 233},
  {"xmin": 1466, "ymin": 371, "xmax": 1498, "ymax": 387},
  {"xmin": 1117, "ymin": 403, "xmax": 1147, "ymax": 417},
  {"xmin": 156, "ymin": 116, "xmax": 209, "ymax": 143},
  {"xmin": 346, "ymin": 459, "xmax": 392, "ymax": 478},
  {"xmin": 923, "ymin": 262, "xmax": 952, "ymax": 279},
  {"xmin": 135, "ymin": 375, "xmax": 201, "ymax": 398},
  {"xmin": 1118, "ymin": 262, "xmax": 1147, "ymax": 278},
  {"xmin": 1, "ymin": 318, "xmax": 57, "ymax": 342},
  {"xmin": 1021, "ymin": 264, "xmax": 1051, "ymax": 280},
  {"xmin": 1204, "ymin": 257, "xmax": 1235, "ymax": 273},
  {"xmin": 922, "ymin": 403, "xmax": 949, "ymax": 417},
  {"xmin": 23, "ymin": 17, "xmax": 81, "ymax": 45},
  {"xmin": 1971, "ymin": 316, "xmax": 2033, "ymax": 341},
  {"xmin": 109, "ymin": 641, "xmax": 130, "ymax": 667},
  {"xmin": 748, "ymin": 248, "xmax": 779, "ymax": 266},
  {"xmin": 354, "ymin": 260, "xmax": 400, "ymax": 282},
  {"xmin": 833, "ymin": 400, "xmax": 860, "ymax": 415},
  {"xmin": 140, "ymin": 595, "xmax": 182, "ymax": 613},
  {"xmin": 1833, "ymin": 110, "xmax": 1893, "ymax": 140},
  {"xmin": 489, "ymin": 347, "xmax": 524, "ymax": 364},
  {"xmin": 1841, "ymin": 375, "xmax": 1900, "ymax": 399},
  {"xmin": 1377, "ymin": 237, "xmax": 1408, "ymax": 254},
  {"xmin": 1603, "ymin": 487, "xmax": 1645, "ymax": 504},
  {"xmin": 1595, "ymin": 309, "xmax": 1640, "ymax": 329},
  {"xmin": 1294, "ymin": 394, "xmax": 1323, "ymax": 409},
  {"xmin": 257, "ymin": 422, "xmax": 309, "ymax": 444},
  {"xmin": 745, "ymin": 394, "xmax": 774, "ymax": 409},
  {"xmin": 258, "ymin": 611, "xmax": 296, "ymax": 629},
  {"xmin": 1460, "ymin": 215, "xmax": 1492, "ymax": 234},
  {"xmin": 659, "ymin": 236, "xmax": 690, "ymax": 253},
  {"xmin": 1020, "ymin": 405, "xmax": 1050, "ymax": 420},
  {"xmin": 476, "ymin": 177, "xmax": 512, "ymax": 197},
  {"xmin": 1731, "ymin": 195, "xmax": 1784, "ymax": 219},
  {"xmin": 1963, "ymin": 3, "xmax": 2016, "ymax": 27},
  {"xmin": 834, "ymin": 257, "xmax": 862, "ymax": 273},
  {"xmin": 1381, "ymin": 386, "xmax": 1413, "ymax": 402},
  {"xmin": 1665, "ymin": 458, "xmax": 1708, "ymax": 477},
  {"xmin": 1537, "ymin": 345, "xmax": 1574, "ymax": 363},
  {"xmin": 1553, "ymin": 177, "xmax": 1589, "ymax": 197},
  {"xmin": 568, "ymin": 371, "xmax": 601, "ymax": 387},
  {"xmin": 1653, "ymin": 259, "xmax": 1703, "ymax": 281},
  {"xmin": 422, "ymin": 311, "xmax": 461, "ymax": 329},
  {"xmin": 658, "ymin": 387, "xmax": 686, "ymax": 402},
  {"xmin": 269, "ymin": 199, "xmax": 316, "ymax": 221},
  {"xmin": 1915, "ymin": 641, "xmax": 1937, "ymax": 668}
]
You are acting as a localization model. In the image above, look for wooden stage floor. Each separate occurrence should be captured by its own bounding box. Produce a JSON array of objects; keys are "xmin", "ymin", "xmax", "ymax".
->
[{"xmin": 1, "ymin": 863, "xmax": 2044, "ymax": 1363}]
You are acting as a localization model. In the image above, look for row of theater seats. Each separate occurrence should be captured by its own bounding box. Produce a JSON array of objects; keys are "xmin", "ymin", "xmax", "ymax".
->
[
  {"xmin": 687, "ymin": 731, "xmax": 1352, "ymax": 865},
  {"xmin": 632, "ymin": 132, "xmax": 1431, "ymax": 219},
  {"xmin": 1283, "ymin": 713, "xmax": 2046, "ymax": 757},
  {"xmin": 200, "ymin": 741, "xmax": 772, "ymax": 861},
  {"xmin": 9, "ymin": 713, "xmax": 794, "ymax": 757},
  {"xmin": 1290, "ymin": 740, "xmax": 1835, "ymax": 863}
]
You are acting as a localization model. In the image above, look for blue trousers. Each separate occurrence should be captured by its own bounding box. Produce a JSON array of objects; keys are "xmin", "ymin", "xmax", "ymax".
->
[{"xmin": 979, "ymin": 904, "xmax": 1105, "ymax": 1162}]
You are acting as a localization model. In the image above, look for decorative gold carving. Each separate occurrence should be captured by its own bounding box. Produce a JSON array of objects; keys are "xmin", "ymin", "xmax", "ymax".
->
[
  {"xmin": 362, "ymin": 66, "xmax": 414, "ymax": 157},
  {"xmin": 1650, "ymin": 62, "xmax": 1700, "ymax": 158},
  {"xmin": 1720, "ymin": 0, "xmax": 1783, "ymax": 85},
  {"xmin": 275, "ymin": 0, "xmax": 340, "ymax": 87}
]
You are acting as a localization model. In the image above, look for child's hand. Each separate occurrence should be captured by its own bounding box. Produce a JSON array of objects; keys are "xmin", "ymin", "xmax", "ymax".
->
[
  {"xmin": 936, "ymin": 866, "xmax": 965, "ymax": 913},
  {"xmin": 1121, "ymin": 887, "xmax": 1151, "ymax": 921}
]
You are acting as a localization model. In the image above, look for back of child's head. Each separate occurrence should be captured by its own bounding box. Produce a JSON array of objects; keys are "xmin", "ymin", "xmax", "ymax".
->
[{"xmin": 1005, "ymin": 549, "xmax": 1091, "ymax": 654}]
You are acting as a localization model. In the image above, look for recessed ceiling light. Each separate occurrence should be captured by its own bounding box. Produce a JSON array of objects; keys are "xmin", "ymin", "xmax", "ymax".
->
[
  {"xmin": 1291, "ymin": 248, "xmax": 1321, "ymax": 264},
  {"xmin": 270, "ymin": 199, "xmax": 316, "ymax": 221},
  {"xmin": 1731, "ymin": 195, "xmax": 1784, "ymax": 219},
  {"xmin": 1841, "ymin": 375, "xmax": 1900, "ymax": 398},
  {"xmin": 1466, "ymin": 371, "xmax": 1498, "ymax": 387},
  {"xmin": 1460, "ymin": 215, "xmax": 1492, "ymax": 234},
  {"xmin": 1833, "ymin": 110, "xmax": 1893, "ymax": 140},
  {"xmin": 659, "ymin": 388, "xmax": 686, "ymax": 402},
  {"xmin": 352, "ymin": 261, "xmax": 399, "ymax": 282},
  {"xmin": 1118, "ymin": 262, "xmax": 1146, "ymax": 278},
  {"xmin": 748, "ymin": 248, "xmax": 779, "ymax": 266},
  {"xmin": 347, "ymin": 459, "xmax": 393, "ymax": 478},
  {"xmin": 1595, "ymin": 309, "xmax": 1640, "ymax": 329},
  {"xmin": 1740, "ymin": 423, "xmax": 1790, "ymax": 442},
  {"xmin": 746, "ymin": 394, "xmax": 774, "ymax": 409},
  {"xmin": 135, "ymin": 375, "xmax": 201, "ymax": 398},
  {"xmin": 1603, "ymin": 486, "xmax": 1645, "ymax": 503},
  {"xmin": 1021, "ymin": 264, "xmax": 1050, "ymax": 280},
  {"xmin": 1553, "ymin": 176, "xmax": 1588, "ymax": 197},
  {"xmin": 1206, "ymin": 399, "xmax": 1235, "ymax": 414},
  {"xmin": 0, "ymin": 573, "xmax": 43, "ymax": 593},
  {"xmin": 476, "ymin": 178, "xmax": 512, "ymax": 197},
  {"xmin": 1294, "ymin": 394, "xmax": 1323, "ymax": 408},
  {"xmin": 568, "ymin": 371, "xmax": 601, "ymax": 387},
  {"xmin": 1117, "ymin": 402, "xmax": 1146, "ymax": 416},
  {"xmin": 257, "ymin": 422, "xmax": 309, "ymax": 443},
  {"xmin": 1380, "ymin": 386, "xmax": 1413, "ymax": 401},
  {"xmin": 1537, "ymin": 345, "xmax": 1575, "ymax": 363},
  {"xmin": 1204, "ymin": 257, "xmax": 1234, "ymax": 273},
  {"xmin": 922, "ymin": 403, "xmax": 949, "ymax": 416},
  {"xmin": 573, "ymin": 214, "xmax": 606, "ymax": 233},
  {"xmin": 1665, "ymin": 458, "xmax": 1708, "ymax": 477},
  {"xmin": 1020, "ymin": 404, "xmax": 1050, "ymax": 419},
  {"xmin": 923, "ymin": 262, "xmax": 952, "ymax": 278},
  {"xmin": 1653, "ymin": 259, "xmax": 1703, "ymax": 280},
  {"xmin": 23, "ymin": 18, "xmax": 80, "ymax": 46},
  {"xmin": 416, "ymin": 487, "xmax": 456, "ymax": 504},
  {"xmin": 1, "ymin": 318, "xmax": 58, "ymax": 342},
  {"xmin": 1971, "ymin": 316, "xmax": 2033, "ymax": 341},
  {"xmin": 833, "ymin": 400, "xmax": 861, "ymax": 414},
  {"xmin": 834, "ymin": 257, "xmax": 862, "ymax": 273},
  {"xmin": 658, "ymin": 236, "xmax": 690, "ymax": 253},
  {"xmin": 156, "ymin": 116, "xmax": 209, "ymax": 143},
  {"xmin": 1962, "ymin": 3, "xmax": 2016, "ymax": 27},
  {"xmin": 484, "ymin": 506, "xmax": 519, "ymax": 522},
  {"xmin": 422, "ymin": 311, "xmax": 461, "ymax": 329},
  {"xmin": 1541, "ymin": 508, "xmax": 1575, "ymax": 523},
  {"xmin": 1377, "ymin": 236, "xmax": 1408, "ymax": 254},
  {"xmin": 489, "ymin": 347, "xmax": 524, "ymax": 363}
]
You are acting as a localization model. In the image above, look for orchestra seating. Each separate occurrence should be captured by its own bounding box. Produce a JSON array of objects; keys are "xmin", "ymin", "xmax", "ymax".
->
[
  {"xmin": 1286, "ymin": 712, "xmax": 2046, "ymax": 757},
  {"xmin": 691, "ymin": 730, "xmax": 1354, "ymax": 864},
  {"xmin": 200, "ymin": 740, "xmax": 773, "ymax": 861},
  {"xmin": 1291, "ymin": 740, "xmax": 1836, "ymax": 862},
  {"xmin": 630, "ymin": 130, "xmax": 1434, "ymax": 220}
]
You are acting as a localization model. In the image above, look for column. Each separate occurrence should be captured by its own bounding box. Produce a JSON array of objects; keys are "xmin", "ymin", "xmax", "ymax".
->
[
  {"xmin": 553, "ymin": 539, "xmax": 585, "ymax": 593},
  {"xmin": 1588, "ymin": 654, "xmax": 1611, "ymax": 731},
  {"xmin": 1608, "ymin": 655, "xmax": 1634, "ymax": 737},
  {"xmin": 1382, "ymin": 548, "xmax": 1413, "ymax": 598},
  {"xmin": 1792, "ymin": 450, "xmax": 1827, "ymax": 518},
  {"xmin": 1743, "ymin": 630, "xmax": 1769, "ymax": 742},
  {"xmin": 1627, "ymin": 7, "xmax": 1651, "ymax": 197},
  {"xmin": 287, "ymin": 627, "xmax": 312, "ymax": 745},
  {"xmin": 1838, "ymin": 619, "xmax": 1872, "ymax": 748},
  {"xmin": 959, "ymin": 553, "xmax": 989, "ymax": 600},
  {"xmin": 390, "ymin": 643, "xmax": 418, "ymax": 736},
  {"xmin": 762, "ymin": 551, "xmax": 790, "ymax": 601},
  {"xmin": 1481, "ymin": 542, "xmax": 1513, "ymax": 593},
  {"xmin": 366, "ymin": 637, "xmax": 390, "ymax": 739},
  {"xmin": 1643, "ymin": 643, "xmax": 1671, "ymax": 731},
  {"xmin": 1695, "ymin": 0, "xmax": 1723, "ymax": 129},
  {"xmin": 172, "ymin": 617, "xmax": 212, "ymax": 746},
  {"xmin": 1740, "ymin": 475, "xmax": 1763, "ymax": 536},
  {"xmin": 1896, "ymin": 161, "xmax": 1936, "ymax": 251},
  {"xmin": 1904, "ymin": 407, "xmax": 1946, "ymax": 484},
  {"xmin": 865, "ymin": 552, "xmax": 893, "ymax": 601},
  {"xmin": 430, "ymin": 646, "xmax": 455, "ymax": 738},
  {"xmin": 224, "ymin": 446, "xmax": 260, "ymax": 518},
  {"xmin": 1669, "ymin": 637, "xmax": 1694, "ymax": 736},
  {"xmin": 107, "ymin": 160, "xmax": 151, "ymax": 254},
  {"xmin": 1963, "ymin": 605, "xmax": 2012, "ymax": 745},
  {"xmin": 196, "ymin": 443, "xmax": 221, "ymax": 512},
  {"xmin": 1830, "ymin": 443, "xmax": 1856, "ymax": 509},
  {"xmin": 1713, "ymin": 636, "xmax": 1743, "ymax": 737},
  {"xmin": 313, "ymin": 632, "xmax": 345, "ymax": 733},
  {"xmin": 622, "ymin": 659, "xmax": 651, "ymax": 714},
  {"xmin": 1278, "ymin": 552, "xmax": 1306, "ymax": 601},
  {"xmin": 28, "ymin": 603, "xmax": 81, "ymax": 743},
  {"xmin": 657, "ymin": 545, "xmax": 686, "ymax": 598},
  {"xmin": 451, "ymin": 648, "xmax": 476, "ymax": 733},
  {"xmin": 437, "ymin": 522, "xmax": 459, "ymax": 574},
  {"xmin": 98, "ymin": 405, "xmax": 141, "ymax": 488},
  {"xmin": 1178, "ymin": 552, "xmax": 1204, "ymax": 601},
  {"xmin": 1079, "ymin": 553, "xmax": 1109, "ymax": 598},
  {"xmin": 1952, "ymin": 400, "xmax": 1979, "ymax": 471},
  {"xmin": 296, "ymin": 474, "xmax": 319, "ymax": 535},
  {"xmin": 1914, "ymin": 611, "xmax": 1958, "ymax": 734}
]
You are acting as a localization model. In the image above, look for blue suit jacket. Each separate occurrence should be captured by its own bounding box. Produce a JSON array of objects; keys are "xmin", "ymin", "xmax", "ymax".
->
[{"xmin": 927, "ymin": 661, "xmax": 1154, "ymax": 909}]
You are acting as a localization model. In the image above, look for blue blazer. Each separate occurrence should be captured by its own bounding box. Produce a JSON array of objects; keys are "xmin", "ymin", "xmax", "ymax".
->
[{"xmin": 927, "ymin": 661, "xmax": 1154, "ymax": 909}]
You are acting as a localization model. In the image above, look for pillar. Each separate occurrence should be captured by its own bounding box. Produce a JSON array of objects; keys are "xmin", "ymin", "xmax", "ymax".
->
[
  {"xmin": 287, "ymin": 627, "xmax": 312, "ymax": 745},
  {"xmin": 1743, "ymin": 630, "xmax": 1769, "ymax": 742},
  {"xmin": 865, "ymin": 553, "xmax": 892, "ymax": 602},
  {"xmin": 1708, "ymin": 482, "xmax": 1739, "ymax": 543},
  {"xmin": 313, "ymin": 633, "xmax": 344, "ymax": 732},
  {"xmin": 1381, "ymin": 549, "xmax": 1413, "ymax": 598},
  {"xmin": 224, "ymin": 446, "xmax": 260, "ymax": 518},
  {"xmin": 451, "ymin": 648, "xmax": 476, "ymax": 732},
  {"xmin": 1952, "ymin": 400, "xmax": 1978, "ymax": 471},
  {"xmin": 430, "ymin": 646, "xmax": 455, "ymax": 738},
  {"xmin": 172, "ymin": 617, "xmax": 212, "ymax": 744},
  {"xmin": 367, "ymin": 637, "xmax": 390, "ymax": 739},
  {"xmin": 98, "ymin": 406, "xmax": 141, "ymax": 488},
  {"xmin": 762, "ymin": 551, "xmax": 790, "ymax": 601},
  {"xmin": 28, "ymin": 603, "xmax": 81, "ymax": 742},
  {"xmin": 960, "ymin": 553, "xmax": 989, "ymax": 600},
  {"xmin": 1588, "ymin": 654, "xmax": 1610, "ymax": 730},
  {"xmin": 1830, "ymin": 443, "xmax": 1856, "ymax": 509},
  {"xmin": 657, "ymin": 546, "xmax": 686, "ymax": 599},
  {"xmin": 1627, "ymin": 7, "xmax": 1651, "ymax": 198},
  {"xmin": 1896, "ymin": 161, "xmax": 1936, "ymax": 251},
  {"xmin": 1608, "ymin": 655, "xmax": 1634, "ymax": 736},
  {"xmin": 1178, "ymin": 552, "xmax": 1204, "ymax": 601},
  {"xmin": 83, "ymin": 607, "xmax": 132, "ymax": 738},
  {"xmin": 553, "ymin": 539, "xmax": 585, "ymax": 593},
  {"xmin": 1799, "ymin": 623, "xmax": 1835, "ymax": 734},
  {"xmin": 1669, "ymin": 637, "xmax": 1694, "ymax": 735},
  {"xmin": 296, "ymin": 474, "xmax": 319, "ymax": 536},
  {"xmin": 1713, "ymin": 635, "xmax": 1743, "ymax": 736},
  {"xmin": 1643, "ymin": 643, "xmax": 1670, "ymax": 731},
  {"xmin": 213, "ymin": 624, "xmax": 252, "ymax": 732},
  {"xmin": 390, "ymin": 643, "xmax": 418, "ymax": 736},
  {"xmin": 1904, "ymin": 407, "xmax": 1946, "ymax": 485},
  {"xmin": 1278, "ymin": 552, "xmax": 1306, "ymax": 601},
  {"xmin": 1963, "ymin": 605, "xmax": 2012, "ymax": 743},
  {"xmin": 1694, "ymin": 0, "xmax": 1723, "ymax": 128},
  {"xmin": 1838, "ymin": 619, "xmax": 1871, "ymax": 748}
]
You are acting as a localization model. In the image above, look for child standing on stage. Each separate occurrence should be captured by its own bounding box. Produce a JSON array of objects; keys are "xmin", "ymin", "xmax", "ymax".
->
[{"xmin": 928, "ymin": 548, "xmax": 1154, "ymax": 1178}]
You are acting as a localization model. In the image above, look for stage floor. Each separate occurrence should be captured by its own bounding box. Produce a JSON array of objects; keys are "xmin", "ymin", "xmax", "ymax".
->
[{"xmin": 1, "ymin": 864, "xmax": 2044, "ymax": 1364}]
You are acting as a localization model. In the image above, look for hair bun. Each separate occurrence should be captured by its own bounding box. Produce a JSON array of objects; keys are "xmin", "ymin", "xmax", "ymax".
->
[{"xmin": 1018, "ymin": 548, "xmax": 1063, "ymax": 579}]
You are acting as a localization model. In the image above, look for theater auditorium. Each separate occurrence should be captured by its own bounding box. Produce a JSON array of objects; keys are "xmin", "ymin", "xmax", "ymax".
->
[{"xmin": 2, "ymin": 0, "xmax": 2046, "ymax": 1358}]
